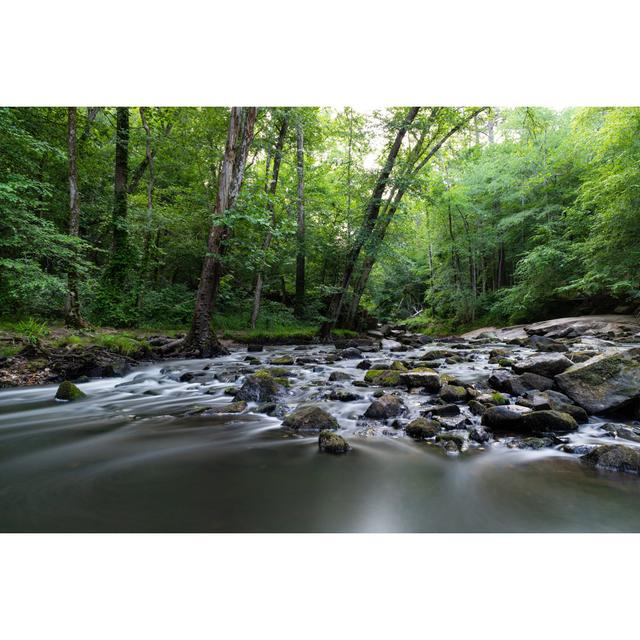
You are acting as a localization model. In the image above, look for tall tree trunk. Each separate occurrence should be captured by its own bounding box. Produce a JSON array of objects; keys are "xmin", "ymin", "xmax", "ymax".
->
[
  {"xmin": 319, "ymin": 107, "xmax": 421, "ymax": 339},
  {"xmin": 294, "ymin": 120, "xmax": 305, "ymax": 316},
  {"xmin": 65, "ymin": 107, "xmax": 85, "ymax": 328},
  {"xmin": 109, "ymin": 107, "xmax": 130, "ymax": 285},
  {"xmin": 186, "ymin": 107, "xmax": 257, "ymax": 356},
  {"xmin": 137, "ymin": 107, "xmax": 154, "ymax": 310},
  {"xmin": 250, "ymin": 115, "xmax": 288, "ymax": 328}
]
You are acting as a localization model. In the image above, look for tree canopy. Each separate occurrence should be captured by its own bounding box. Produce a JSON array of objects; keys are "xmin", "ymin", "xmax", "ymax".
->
[{"xmin": 1, "ymin": 106, "xmax": 638, "ymax": 338}]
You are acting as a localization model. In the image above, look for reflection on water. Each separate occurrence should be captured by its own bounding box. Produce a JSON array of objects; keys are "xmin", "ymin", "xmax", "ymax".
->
[{"xmin": 1, "ymin": 345, "xmax": 640, "ymax": 532}]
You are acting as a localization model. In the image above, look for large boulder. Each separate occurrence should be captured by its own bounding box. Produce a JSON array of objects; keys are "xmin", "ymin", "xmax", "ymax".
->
[
  {"xmin": 282, "ymin": 406, "xmax": 339, "ymax": 432},
  {"xmin": 555, "ymin": 350, "xmax": 640, "ymax": 414},
  {"xmin": 481, "ymin": 404, "xmax": 532, "ymax": 431},
  {"xmin": 235, "ymin": 371, "xmax": 283, "ymax": 402},
  {"xmin": 513, "ymin": 353, "xmax": 573, "ymax": 377},
  {"xmin": 318, "ymin": 430, "xmax": 350, "ymax": 454},
  {"xmin": 363, "ymin": 394, "xmax": 406, "ymax": 419},
  {"xmin": 581, "ymin": 444, "xmax": 640, "ymax": 475},
  {"xmin": 381, "ymin": 338, "xmax": 402, "ymax": 350}
]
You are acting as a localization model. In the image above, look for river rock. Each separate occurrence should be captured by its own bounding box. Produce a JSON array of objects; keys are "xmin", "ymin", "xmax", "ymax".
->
[
  {"xmin": 269, "ymin": 355, "xmax": 294, "ymax": 365},
  {"xmin": 514, "ymin": 437, "xmax": 554, "ymax": 450},
  {"xmin": 519, "ymin": 410, "xmax": 578, "ymax": 433},
  {"xmin": 328, "ymin": 371, "xmax": 352, "ymax": 382},
  {"xmin": 529, "ymin": 335, "xmax": 568, "ymax": 352},
  {"xmin": 519, "ymin": 371, "xmax": 555, "ymax": 391},
  {"xmin": 364, "ymin": 369, "xmax": 402, "ymax": 386},
  {"xmin": 405, "ymin": 417, "xmax": 440, "ymax": 440},
  {"xmin": 581, "ymin": 444, "xmax": 640, "ymax": 474},
  {"xmin": 202, "ymin": 400, "xmax": 247, "ymax": 414},
  {"xmin": 318, "ymin": 430, "xmax": 350, "ymax": 454},
  {"xmin": 439, "ymin": 384, "xmax": 467, "ymax": 402},
  {"xmin": 555, "ymin": 350, "xmax": 640, "ymax": 414},
  {"xmin": 488, "ymin": 369, "xmax": 527, "ymax": 396},
  {"xmin": 512, "ymin": 353, "xmax": 573, "ymax": 377},
  {"xmin": 599, "ymin": 423, "xmax": 640, "ymax": 443},
  {"xmin": 537, "ymin": 390, "xmax": 589, "ymax": 423},
  {"xmin": 55, "ymin": 380, "xmax": 86, "ymax": 401},
  {"xmin": 422, "ymin": 403, "xmax": 461, "ymax": 418},
  {"xmin": 363, "ymin": 394, "xmax": 406, "ymax": 419},
  {"xmin": 399, "ymin": 368, "xmax": 442, "ymax": 391},
  {"xmin": 357, "ymin": 360, "xmax": 372, "ymax": 370},
  {"xmin": 435, "ymin": 430, "xmax": 469, "ymax": 452},
  {"xmin": 247, "ymin": 344, "xmax": 264, "ymax": 352},
  {"xmin": 381, "ymin": 338, "xmax": 402, "ymax": 350},
  {"xmin": 235, "ymin": 371, "xmax": 283, "ymax": 402},
  {"xmin": 282, "ymin": 406, "xmax": 339, "ymax": 432},
  {"xmin": 340, "ymin": 347, "xmax": 362, "ymax": 359},
  {"xmin": 328, "ymin": 389, "xmax": 361, "ymax": 402},
  {"xmin": 481, "ymin": 404, "xmax": 532, "ymax": 430}
]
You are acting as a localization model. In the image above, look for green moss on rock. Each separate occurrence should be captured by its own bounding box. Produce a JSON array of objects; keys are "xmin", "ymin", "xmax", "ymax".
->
[{"xmin": 55, "ymin": 380, "xmax": 87, "ymax": 401}]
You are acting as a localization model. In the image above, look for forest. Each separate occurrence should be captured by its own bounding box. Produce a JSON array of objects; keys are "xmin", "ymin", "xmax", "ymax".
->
[{"xmin": 1, "ymin": 106, "xmax": 640, "ymax": 353}]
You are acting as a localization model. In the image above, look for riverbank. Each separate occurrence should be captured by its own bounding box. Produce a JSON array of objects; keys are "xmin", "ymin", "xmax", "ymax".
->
[{"xmin": 2, "ymin": 314, "xmax": 639, "ymax": 388}]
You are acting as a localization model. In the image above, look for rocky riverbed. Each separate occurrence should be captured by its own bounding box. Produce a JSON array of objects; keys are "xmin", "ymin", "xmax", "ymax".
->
[{"xmin": 1, "ymin": 314, "xmax": 640, "ymax": 531}]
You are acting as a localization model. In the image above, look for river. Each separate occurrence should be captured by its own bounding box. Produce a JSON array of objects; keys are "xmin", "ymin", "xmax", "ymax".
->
[{"xmin": 1, "ymin": 341, "xmax": 640, "ymax": 532}]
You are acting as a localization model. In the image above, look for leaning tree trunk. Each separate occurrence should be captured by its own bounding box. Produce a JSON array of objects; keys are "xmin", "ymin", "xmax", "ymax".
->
[
  {"xmin": 318, "ymin": 107, "xmax": 421, "ymax": 339},
  {"xmin": 294, "ymin": 120, "xmax": 305, "ymax": 317},
  {"xmin": 65, "ymin": 107, "xmax": 85, "ymax": 328},
  {"xmin": 340, "ymin": 107, "xmax": 488, "ymax": 331},
  {"xmin": 185, "ymin": 107, "xmax": 258, "ymax": 357},
  {"xmin": 249, "ymin": 115, "xmax": 288, "ymax": 328}
]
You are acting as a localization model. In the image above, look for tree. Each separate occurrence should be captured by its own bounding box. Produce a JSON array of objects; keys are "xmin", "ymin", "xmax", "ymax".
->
[
  {"xmin": 64, "ymin": 107, "xmax": 85, "ymax": 327},
  {"xmin": 137, "ymin": 106, "xmax": 154, "ymax": 310},
  {"xmin": 111, "ymin": 106, "xmax": 130, "ymax": 283},
  {"xmin": 319, "ymin": 107, "xmax": 421, "ymax": 338},
  {"xmin": 294, "ymin": 119, "xmax": 305, "ymax": 316},
  {"xmin": 184, "ymin": 106, "xmax": 258, "ymax": 356},
  {"xmin": 249, "ymin": 112, "xmax": 289, "ymax": 328}
]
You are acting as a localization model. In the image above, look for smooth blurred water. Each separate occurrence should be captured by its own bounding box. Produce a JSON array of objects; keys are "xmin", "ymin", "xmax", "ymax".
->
[{"xmin": 1, "ymin": 344, "xmax": 640, "ymax": 532}]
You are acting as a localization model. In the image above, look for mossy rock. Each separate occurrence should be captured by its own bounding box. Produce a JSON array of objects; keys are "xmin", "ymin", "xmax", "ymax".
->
[
  {"xmin": 55, "ymin": 380, "xmax": 87, "ymax": 402},
  {"xmin": 405, "ymin": 417, "xmax": 440, "ymax": 440},
  {"xmin": 490, "ymin": 392, "xmax": 510, "ymax": 406},
  {"xmin": 201, "ymin": 400, "xmax": 248, "ymax": 415},
  {"xmin": 400, "ymin": 368, "xmax": 441, "ymax": 391},
  {"xmin": 282, "ymin": 405, "xmax": 339, "ymax": 432},
  {"xmin": 390, "ymin": 360, "xmax": 408, "ymax": 371},
  {"xmin": 235, "ymin": 371, "xmax": 283, "ymax": 402},
  {"xmin": 269, "ymin": 355, "xmax": 295, "ymax": 365},
  {"xmin": 439, "ymin": 384, "xmax": 467, "ymax": 403},
  {"xmin": 318, "ymin": 430, "xmax": 351, "ymax": 454},
  {"xmin": 364, "ymin": 369, "xmax": 402, "ymax": 386}
]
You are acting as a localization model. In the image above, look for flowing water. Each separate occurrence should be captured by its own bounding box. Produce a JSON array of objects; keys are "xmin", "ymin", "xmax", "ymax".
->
[{"xmin": 1, "ymin": 341, "xmax": 640, "ymax": 532}]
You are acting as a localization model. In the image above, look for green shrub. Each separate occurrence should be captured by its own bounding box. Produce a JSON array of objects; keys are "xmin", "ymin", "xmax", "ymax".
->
[{"xmin": 15, "ymin": 317, "xmax": 50, "ymax": 344}]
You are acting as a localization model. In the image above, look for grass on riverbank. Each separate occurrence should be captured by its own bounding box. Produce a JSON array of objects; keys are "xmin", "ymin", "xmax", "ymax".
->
[{"xmin": 0, "ymin": 317, "xmax": 359, "ymax": 357}]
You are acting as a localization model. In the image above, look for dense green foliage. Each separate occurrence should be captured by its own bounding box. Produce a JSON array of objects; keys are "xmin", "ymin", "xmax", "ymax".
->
[
  {"xmin": 1, "ymin": 106, "xmax": 638, "ymax": 334},
  {"xmin": 371, "ymin": 107, "xmax": 640, "ymax": 329}
]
